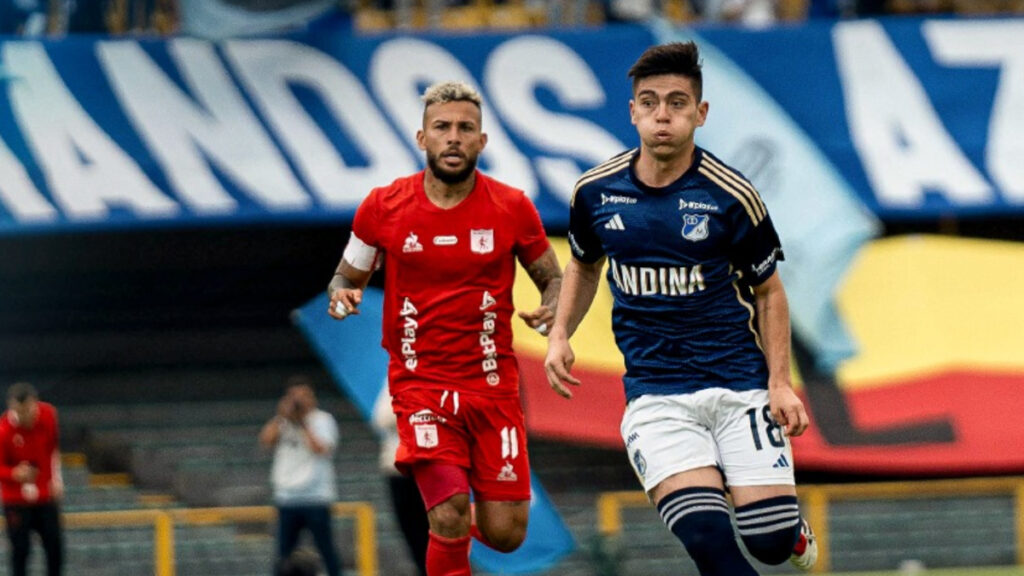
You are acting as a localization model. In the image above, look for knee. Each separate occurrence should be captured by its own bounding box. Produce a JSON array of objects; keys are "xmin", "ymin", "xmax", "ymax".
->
[
  {"xmin": 740, "ymin": 530, "xmax": 795, "ymax": 565},
  {"xmin": 735, "ymin": 496, "xmax": 801, "ymax": 565},
  {"xmin": 480, "ymin": 523, "xmax": 526, "ymax": 553},
  {"xmin": 677, "ymin": 513, "xmax": 735, "ymax": 558},
  {"xmin": 427, "ymin": 497, "xmax": 470, "ymax": 538}
]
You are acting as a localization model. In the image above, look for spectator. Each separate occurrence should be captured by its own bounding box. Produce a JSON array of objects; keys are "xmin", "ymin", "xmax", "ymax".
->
[
  {"xmin": 277, "ymin": 546, "xmax": 322, "ymax": 576},
  {"xmin": 691, "ymin": 0, "xmax": 778, "ymax": 26},
  {"xmin": 259, "ymin": 377, "xmax": 342, "ymax": 576},
  {"xmin": 0, "ymin": 382, "xmax": 64, "ymax": 576}
]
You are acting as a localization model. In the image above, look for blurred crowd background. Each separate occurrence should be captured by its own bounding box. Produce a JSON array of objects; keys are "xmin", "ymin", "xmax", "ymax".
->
[{"xmin": 1, "ymin": 0, "xmax": 1023, "ymax": 37}]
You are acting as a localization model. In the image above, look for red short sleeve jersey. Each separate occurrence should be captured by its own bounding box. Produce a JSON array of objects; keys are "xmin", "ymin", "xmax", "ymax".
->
[
  {"xmin": 0, "ymin": 401, "xmax": 60, "ymax": 506},
  {"xmin": 351, "ymin": 170, "xmax": 550, "ymax": 397}
]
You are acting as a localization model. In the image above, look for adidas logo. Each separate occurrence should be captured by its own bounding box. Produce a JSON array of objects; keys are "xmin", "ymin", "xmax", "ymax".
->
[
  {"xmin": 772, "ymin": 454, "xmax": 790, "ymax": 469},
  {"xmin": 604, "ymin": 214, "xmax": 625, "ymax": 231}
]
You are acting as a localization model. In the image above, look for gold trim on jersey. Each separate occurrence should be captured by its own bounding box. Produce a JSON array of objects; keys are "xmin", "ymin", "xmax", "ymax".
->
[
  {"xmin": 570, "ymin": 149, "xmax": 635, "ymax": 207},
  {"xmin": 730, "ymin": 266, "xmax": 764, "ymax": 352},
  {"xmin": 698, "ymin": 155, "xmax": 767, "ymax": 225}
]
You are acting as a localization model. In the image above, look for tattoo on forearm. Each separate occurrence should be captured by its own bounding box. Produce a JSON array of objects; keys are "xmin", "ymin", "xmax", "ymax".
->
[{"xmin": 527, "ymin": 252, "xmax": 563, "ymax": 309}]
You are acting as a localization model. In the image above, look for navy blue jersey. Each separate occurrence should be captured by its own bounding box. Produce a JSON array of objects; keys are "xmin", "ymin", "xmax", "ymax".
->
[{"xmin": 569, "ymin": 147, "xmax": 784, "ymax": 401}]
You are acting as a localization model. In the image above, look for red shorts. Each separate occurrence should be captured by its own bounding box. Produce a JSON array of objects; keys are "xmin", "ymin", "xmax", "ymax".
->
[{"xmin": 393, "ymin": 388, "xmax": 531, "ymax": 502}]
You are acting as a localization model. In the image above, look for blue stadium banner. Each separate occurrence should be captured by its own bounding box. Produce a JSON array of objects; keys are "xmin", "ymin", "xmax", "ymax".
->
[
  {"xmin": 293, "ymin": 290, "xmax": 576, "ymax": 574},
  {"xmin": 1, "ymin": 17, "xmax": 1021, "ymax": 237}
]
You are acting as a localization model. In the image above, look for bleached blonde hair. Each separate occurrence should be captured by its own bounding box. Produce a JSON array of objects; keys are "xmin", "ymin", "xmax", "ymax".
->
[{"xmin": 421, "ymin": 81, "xmax": 483, "ymax": 109}]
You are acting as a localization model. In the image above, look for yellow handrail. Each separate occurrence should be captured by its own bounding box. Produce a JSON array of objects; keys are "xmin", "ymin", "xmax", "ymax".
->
[
  {"xmin": 596, "ymin": 476, "xmax": 1024, "ymax": 575},
  {"xmin": 2, "ymin": 502, "xmax": 376, "ymax": 576}
]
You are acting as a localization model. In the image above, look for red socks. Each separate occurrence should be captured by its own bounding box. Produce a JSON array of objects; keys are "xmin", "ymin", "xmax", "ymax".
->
[{"xmin": 427, "ymin": 532, "xmax": 472, "ymax": 576}]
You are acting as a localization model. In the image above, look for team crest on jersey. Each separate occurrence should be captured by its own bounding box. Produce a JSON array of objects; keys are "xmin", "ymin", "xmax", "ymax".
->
[
  {"xmin": 681, "ymin": 214, "xmax": 710, "ymax": 242},
  {"xmin": 632, "ymin": 449, "xmax": 647, "ymax": 479},
  {"xmin": 415, "ymin": 424, "xmax": 438, "ymax": 448},
  {"xmin": 470, "ymin": 229, "xmax": 494, "ymax": 254},
  {"xmin": 403, "ymin": 232, "xmax": 423, "ymax": 253}
]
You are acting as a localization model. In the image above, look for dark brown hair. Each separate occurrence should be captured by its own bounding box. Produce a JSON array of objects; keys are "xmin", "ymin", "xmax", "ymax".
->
[{"xmin": 628, "ymin": 41, "xmax": 703, "ymax": 101}]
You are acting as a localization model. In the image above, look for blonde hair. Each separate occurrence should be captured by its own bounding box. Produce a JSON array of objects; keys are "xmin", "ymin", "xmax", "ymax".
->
[{"xmin": 421, "ymin": 81, "xmax": 483, "ymax": 108}]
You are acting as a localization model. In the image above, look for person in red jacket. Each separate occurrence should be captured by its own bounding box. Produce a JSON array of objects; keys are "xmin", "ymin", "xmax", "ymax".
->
[{"xmin": 0, "ymin": 382, "xmax": 63, "ymax": 576}]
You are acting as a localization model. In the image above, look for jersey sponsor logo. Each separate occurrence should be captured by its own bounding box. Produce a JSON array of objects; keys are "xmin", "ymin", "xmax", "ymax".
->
[
  {"xmin": 679, "ymin": 199, "xmax": 719, "ymax": 212},
  {"xmin": 471, "ymin": 229, "xmax": 494, "ymax": 254},
  {"xmin": 480, "ymin": 310, "xmax": 500, "ymax": 385},
  {"xmin": 681, "ymin": 214, "xmax": 710, "ymax": 242},
  {"xmin": 625, "ymin": 431, "xmax": 640, "ymax": 448},
  {"xmin": 609, "ymin": 258, "xmax": 706, "ymax": 297},
  {"xmin": 480, "ymin": 291, "xmax": 496, "ymax": 310},
  {"xmin": 409, "ymin": 409, "xmax": 446, "ymax": 424},
  {"xmin": 568, "ymin": 231, "xmax": 585, "ymax": 258},
  {"xmin": 403, "ymin": 232, "xmax": 423, "ymax": 253},
  {"xmin": 432, "ymin": 235, "xmax": 458, "ymax": 246},
  {"xmin": 752, "ymin": 247, "xmax": 782, "ymax": 276},
  {"xmin": 601, "ymin": 193, "xmax": 637, "ymax": 205},
  {"xmin": 603, "ymin": 214, "xmax": 625, "ymax": 231},
  {"xmin": 400, "ymin": 297, "xmax": 419, "ymax": 371}
]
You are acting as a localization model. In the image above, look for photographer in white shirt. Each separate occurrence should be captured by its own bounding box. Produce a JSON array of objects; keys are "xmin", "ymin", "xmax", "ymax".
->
[{"xmin": 260, "ymin": 376, "xmax": 342, "ymax": 576}]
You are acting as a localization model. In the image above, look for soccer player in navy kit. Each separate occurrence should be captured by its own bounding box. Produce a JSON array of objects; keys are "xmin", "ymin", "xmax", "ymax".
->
[{"xmin": 544, "ymin": 42, "xmax": 818, "ymax": 574}]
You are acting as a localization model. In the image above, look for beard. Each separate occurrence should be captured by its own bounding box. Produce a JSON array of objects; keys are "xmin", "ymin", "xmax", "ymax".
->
[{"xmin": 426, "ymin": 150, "xmax": 479, "ymax": 185}]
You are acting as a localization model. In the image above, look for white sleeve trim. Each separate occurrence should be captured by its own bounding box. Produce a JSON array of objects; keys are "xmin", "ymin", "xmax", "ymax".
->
[{"xmin": 342, "ymin": 232, "xmax": 378, "ymax": 271}]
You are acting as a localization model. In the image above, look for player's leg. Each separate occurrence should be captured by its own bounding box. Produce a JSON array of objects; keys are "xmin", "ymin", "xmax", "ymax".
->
[
  {"xmin": 715, "ymin": 389, "xmax": 817, "ymax": 570},
  {"xmin": 305, "ymin": 504, "xmax": 343, "ymax": 576},
  {"xmin": 35, "ymin": 502, "xmax": 63, "ymax": 576},
  {"xmin": 465, "ymin": 393, "xmax": 531, "ymax": 553},
  {"xmin": 4, "ymin": 506, "xmax": 32, "ymax": 576},
  {"xmin": 472, "ymin": 500, "xmax": 529, "ymax": 552},
  {"xmin": 414, "ymin": 465, "xmax": 473, "ymax": 576},
  {"xmin": 394, "ymin": 388, "xmax": 475, "ymax": 576},
  {"xmin": 275, "ymin": 505, "xmax": 305, "ymax": 573},
  {"xmin": 624, "ymin": 393, "xmax": 759, "ymax": 576}
]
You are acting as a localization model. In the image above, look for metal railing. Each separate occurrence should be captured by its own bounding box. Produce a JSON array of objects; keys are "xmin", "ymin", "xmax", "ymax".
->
[
  {"xmin": 597, "ymin": 476, "xmax": 1024, "ymax": 574},
  {"xmin": 5, "ymin": 502, "xmax": 376, "ymax": 576}
]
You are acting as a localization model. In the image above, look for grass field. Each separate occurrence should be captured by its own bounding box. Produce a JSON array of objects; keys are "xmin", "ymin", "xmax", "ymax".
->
[{"xmin": 829, "ymin": 568, "xmax": 1024, "ymax": 576}]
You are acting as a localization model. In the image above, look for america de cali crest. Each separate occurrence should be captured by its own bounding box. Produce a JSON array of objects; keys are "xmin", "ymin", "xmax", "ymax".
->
[
  {"xmin": 470, "ymin": 229, "xmax": 493, "ymax": 254},
  {"xmin": 681, "ymin": 214, "xmax": 709, "ymax": 242}
]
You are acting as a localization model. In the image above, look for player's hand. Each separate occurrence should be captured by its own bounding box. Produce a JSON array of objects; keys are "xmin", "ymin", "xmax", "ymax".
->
[
  {"xmin": 769, "ymin": 383, "xmax": 810, "ymax": 437},
  {"xmin": 12, "ymin": 462, "xmax": 37, "ymax": 483},
  {"xmin": 50, "ymin": 478, "xmax": 64, "ymax": 501},
  {"xmin": 329, "ymin": 288, "xmax": 362, "ymax": 320},
  {"xmin": 544, "ymin": 337, "xmax": 581, "ymax": 399},
  {"xmin": 518, "ymin": 305, "xmax": 555, "ymax": 336}
]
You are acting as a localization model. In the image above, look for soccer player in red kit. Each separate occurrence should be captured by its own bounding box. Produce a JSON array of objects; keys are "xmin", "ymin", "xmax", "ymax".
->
[
  {"xmin": 327, "ymin": 81, "xmax": 562, "ymax": 576},
  {"xmin": 0, "ymin": 382, "xmax": 64, "ymax": 576}
]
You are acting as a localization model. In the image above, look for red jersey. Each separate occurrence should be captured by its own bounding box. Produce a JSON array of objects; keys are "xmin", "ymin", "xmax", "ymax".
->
[
  {"xmin": 0, "ymin": 401, "xmax": 60, "ymax": 506},
  {"xmin": 352, "ymin": 170, "xmax": 550, "ymax": 397}
]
